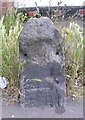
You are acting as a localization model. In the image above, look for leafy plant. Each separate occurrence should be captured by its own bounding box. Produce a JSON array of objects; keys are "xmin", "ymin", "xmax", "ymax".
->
[
  {"xmin": 0, "ymin": 11, "xmax": 23, "ymax": 101},
  {"xmin": 57, "ymin": 22, "xmax": 83, "ymax": 96}
]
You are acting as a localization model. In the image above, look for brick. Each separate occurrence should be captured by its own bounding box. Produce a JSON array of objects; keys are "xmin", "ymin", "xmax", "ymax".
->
[{"xmin": 2, "ymin": 2, "xmax": 7, "ymax": 7}]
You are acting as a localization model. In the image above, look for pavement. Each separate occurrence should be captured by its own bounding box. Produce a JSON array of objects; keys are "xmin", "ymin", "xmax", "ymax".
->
[{"xmin": 2, "ymin": 96, "xmax": 83, "ymax": 118}]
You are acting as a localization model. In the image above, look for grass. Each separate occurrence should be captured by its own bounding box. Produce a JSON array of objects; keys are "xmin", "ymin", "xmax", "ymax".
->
[
  {"xmin": 0, "ymin": 11, "xmax": 23, "ymax": 102},
  {"xmin": 56, "ymin": 20, "xmax": 83, "ymax": 97}
]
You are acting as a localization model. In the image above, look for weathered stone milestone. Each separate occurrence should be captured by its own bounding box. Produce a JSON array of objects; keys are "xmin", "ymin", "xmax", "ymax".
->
[{"xmin": 19, "ymin": 17, "xmax": 66, "ymax": 107}]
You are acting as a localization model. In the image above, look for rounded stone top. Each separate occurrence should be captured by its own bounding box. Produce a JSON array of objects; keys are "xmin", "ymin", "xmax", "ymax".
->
[
  {"xmin": 19, "ymin": 17, "xmax": 63, "ymax": 64},
  {"xmin": 19, "ymin": 17, "xmax": 62, "ymax": 45}
]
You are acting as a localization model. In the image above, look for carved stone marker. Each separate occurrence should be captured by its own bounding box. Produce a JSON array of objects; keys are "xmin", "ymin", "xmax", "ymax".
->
[{"xmin": 19, "ymin": 17, "xmax": 66, "ymax": 108}]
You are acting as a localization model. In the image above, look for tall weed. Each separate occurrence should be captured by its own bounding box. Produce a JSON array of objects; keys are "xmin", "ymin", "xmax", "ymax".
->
[
  {"xmin": 0, "ymin": 11, "xmax": 22, "ymax": 101},
  {"xmin": 57, "ymin": 22, "xmax": 83, "ymax": 96}
]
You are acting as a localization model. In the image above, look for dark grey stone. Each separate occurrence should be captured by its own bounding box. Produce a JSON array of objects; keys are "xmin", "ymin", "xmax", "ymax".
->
[{"xmin": 19, "ymin": 17, "xmax": 66, "ymax": 108}]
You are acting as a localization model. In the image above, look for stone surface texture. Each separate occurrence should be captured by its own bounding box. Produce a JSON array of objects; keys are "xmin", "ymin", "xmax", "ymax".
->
[{"xmin": 19, "ymin": 17, "xmax": 66, "ymax": 107}]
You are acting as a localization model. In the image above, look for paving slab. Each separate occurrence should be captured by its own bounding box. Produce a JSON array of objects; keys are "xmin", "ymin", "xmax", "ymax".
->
[{"xmin": 2, "ymin": 96, "xmax": 83, "ymax": 118}]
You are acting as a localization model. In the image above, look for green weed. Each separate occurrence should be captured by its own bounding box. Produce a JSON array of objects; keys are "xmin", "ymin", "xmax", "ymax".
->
[
  {"xmin": 0, "ymin": 11, "xmax": 22, "ymax": 98},
  {"xmin": 57, "ymin": 22, "xmax": 83, "ymax": 96}
]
